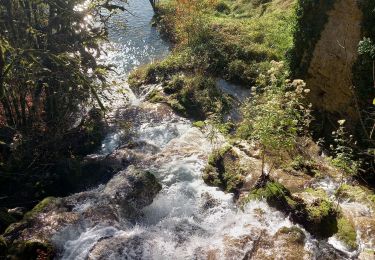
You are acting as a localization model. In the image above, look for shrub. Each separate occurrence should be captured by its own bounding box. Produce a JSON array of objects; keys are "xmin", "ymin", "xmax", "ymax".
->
[
  {"xmin": 329, "ymin": 120, "xmax": 360, "ymax": 175},
  {"xmin": 238, "ymin": 61, "xmax": 312, "ymax": 171},
  {"xmin": 215, "ymin": 2, "xmax": 231, "ymax": 14}
]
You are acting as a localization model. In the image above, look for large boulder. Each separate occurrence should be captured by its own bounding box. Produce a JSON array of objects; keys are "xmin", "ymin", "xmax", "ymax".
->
[
  {"xmin": 245, "ymin": 181, "xmax": 339, "ymax": 238},
  {"xmin": 203, "ymin": 144, "xmax": 262, "ymax": 196},
  {"xmin": 1, "ymin": 166, "xmax": 161, "ymax": 259}
]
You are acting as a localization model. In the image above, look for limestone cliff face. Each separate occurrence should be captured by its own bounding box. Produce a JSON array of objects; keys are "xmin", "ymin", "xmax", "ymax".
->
[{"xmin": 305, "ymin": 0, "xmax": 362, "ymax": 124}]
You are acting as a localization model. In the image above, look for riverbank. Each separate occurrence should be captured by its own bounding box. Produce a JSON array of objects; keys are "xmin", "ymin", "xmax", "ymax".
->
[
  {"xmin": 127, "ymin": 0, "xmax": 375, "ymax": 257},
  {"xmin": 1, "ymin": 0, "xmax": 375, "ymax": 259},
  {"xmin": 128, "ymin": 0, "xmax": 295, "ymax": 120}
]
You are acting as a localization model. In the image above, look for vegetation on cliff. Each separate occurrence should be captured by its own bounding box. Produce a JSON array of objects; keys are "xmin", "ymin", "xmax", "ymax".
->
[{"xmin": 0, "ymin": 1, "xmax": 126, "ymax": 211}]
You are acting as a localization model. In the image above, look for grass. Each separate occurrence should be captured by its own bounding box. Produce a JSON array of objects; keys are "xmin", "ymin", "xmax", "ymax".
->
[{"xmin": 128, "ymin": 0, "xmax": 296, "ymax": 119}]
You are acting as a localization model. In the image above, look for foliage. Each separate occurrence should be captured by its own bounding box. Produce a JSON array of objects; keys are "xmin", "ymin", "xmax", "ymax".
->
[
  {"xmin": 347, "ymin": 0, "xmax": 375, "ymax": 181},
  {"xmin": 0, "ymin": 0, "xmax": 125, "ymax": 207},
  {"xmin": 329, "ymin": 120, "xmax": 360, "ymax": 175},
  {"xmin": 143, "ymin": 0, "xmax": 295, "ymax": 87},
  {"xmin": 215, "ymin": 2, "xmax": 230, "ymax": 14},
  {"xmin": 238, "ymin": 61, "xmax": 312, "ymax": 169},
  {"xmin": 358, "ymin": 38, "xmax": 375, "ymax": 60},
  {"xmin": 0, "ymin": 0, "xmax": 125, "ymax": 131}
]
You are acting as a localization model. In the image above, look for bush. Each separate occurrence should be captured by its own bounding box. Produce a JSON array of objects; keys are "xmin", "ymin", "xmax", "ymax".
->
[
  {"xmin": 215, "ymin": 2, "xmax": 231, "ymax": 14},
  {"xmin": 238, "ymin": 61, "xmax": 312, "ymax": 168}
]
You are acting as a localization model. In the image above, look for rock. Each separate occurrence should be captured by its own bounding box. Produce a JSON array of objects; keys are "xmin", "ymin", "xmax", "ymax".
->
[
  {"xmin": 245, "ymin": 182, "xmax": 339, "ymax": 238},
  {"xmin": 203, "ymin": 144, "xmax": 262, "ymax": 195},
  {"xmin": 335, "ymin": 183, "xmax": 375, "ymax": 208},
  {"xmin": 0, "ymin": 236, "xmax": 7, "ymax": 257},
  {"xmin": 269, "ymin": 168, "xmax": 313, "ymax": 193},
  {"xmin": 7, "ymin": 240, "xmax": 54, "ymax": 260},
  {"xmin": 103, "ymin": 167, "xmax": 162, "ymax": 218},
  {"xmin": 2, "ymin": 167, "xmax": 161, "ymax": 257},
  {"xmin": 203, "ymin": 145, "xmax": 245, "ymax": 194},
  {"xmin": 358, "ymin": 249, "xmax": 375, "ymax": 260},
  {"xmin": 336, "ymin": 217, "xmax": 358, "ymax": 251},
  {"xmin": 335, "ymin": 183, "xmax": 375, "ymax": 251},
  {"xmin": 275, "ymin": 226, "xmax": 306, "ymax": 244},
  {"xmin": 242, "ymin": 228, "xmax": 308, "ymax": 259},
  {"xmin": 200, "ymin": 192, "xmax": 220, "ymax": 210},
  {"xmin": 305, "ymin": 0, "xmax": 363, "ymax": 127},
  {"xmin": 291, "ymin": 188, "xmax": 338, "ymax": 238},
  {"xmin": 0, "ymin": 208, "xmax": 17, "ymax": 234},
  {"xmin": 7, "ymin": 207, "xmax": 26, "ymax": 220}
]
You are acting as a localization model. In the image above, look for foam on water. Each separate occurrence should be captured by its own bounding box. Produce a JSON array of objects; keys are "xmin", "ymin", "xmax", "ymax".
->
[{"xmin": 58, "ymin": 0, "xmax": 371, "ymax": 259}]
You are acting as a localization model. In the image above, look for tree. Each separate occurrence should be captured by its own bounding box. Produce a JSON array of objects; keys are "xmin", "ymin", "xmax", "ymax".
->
[{"xmin": 0, "ymin": 0, "xmax": 126, "ymax": 133}]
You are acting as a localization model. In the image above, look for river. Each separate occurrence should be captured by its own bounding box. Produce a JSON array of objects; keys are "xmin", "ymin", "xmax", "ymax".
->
[{"xmin": 49, "ymin": 0, "xmax": 371, "ymax": 259}]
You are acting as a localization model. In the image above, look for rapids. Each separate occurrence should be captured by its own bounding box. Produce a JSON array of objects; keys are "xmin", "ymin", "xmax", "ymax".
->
[{"xmin": 50, "ymin": 0, "xmax": 373, "ymax": 259}]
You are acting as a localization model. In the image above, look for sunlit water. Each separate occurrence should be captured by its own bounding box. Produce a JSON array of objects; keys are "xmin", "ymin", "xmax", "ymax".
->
[{"xmin": 57, "ymin": 1, "xmax": 371, "ymax": 259}]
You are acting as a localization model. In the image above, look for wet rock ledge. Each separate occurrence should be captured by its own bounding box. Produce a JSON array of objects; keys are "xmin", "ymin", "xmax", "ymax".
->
[{"xmin": 0, "ymin": 166, "xmax": 161, "ymax": 259}]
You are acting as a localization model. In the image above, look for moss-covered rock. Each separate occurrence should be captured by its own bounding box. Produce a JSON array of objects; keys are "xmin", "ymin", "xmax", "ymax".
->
[
  {"xmin": 0, "ymin": 236, "xmax": 7, "ymax": 257},
  {"xmin": 203, "ymin": 146, "xmax": 245, "ymax": 193},
  {"xmin": 192, "ymin": 121, "xmax": 205, "ymax": 129},
  {"xmin": 8, "ymin": 240, "xmax": 54, "ymax": 260},
  {"xmin": 23, "ymin": 197, "xmax": 56, "ymax": 220},
  {"xmin": 0, "ymin": 208, "xmax": 17, "ymax": 234},
  {"xmin": 336, "ymin": 217, "xmax": 358, "ymax": 250},
  {"xmin": 293, "ymin": 188, "xmax": 338, "ymax": 238},
  {"xmin": 245, "ymin": 182, "xmax": 339, "ymax": 238},
  {"xmin": 275, "ymin": 226, "xmax": 306, "ymax": 244},
  {"xmin": 335, "ymin": 183, "xmax": 375, "ymax": 207}
]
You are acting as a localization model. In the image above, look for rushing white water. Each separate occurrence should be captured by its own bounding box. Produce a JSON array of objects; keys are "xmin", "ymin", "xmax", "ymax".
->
[{"xmin": 56, "ymin": 1, "xmax": 372, "ymax": 259}]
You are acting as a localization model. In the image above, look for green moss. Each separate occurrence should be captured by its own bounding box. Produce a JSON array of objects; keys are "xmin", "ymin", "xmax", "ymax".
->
[
  {"xmin": 128, "ymin": 51, "xmax": 190, "ymax": 89},
  {"xmin": 336, "ymin": 217, "xmax": 358, "ymax": 250},
  {"xmin": 203, "ymin": 165, "xmax": 223, "ymax": 187},
  {"xmin": 163, "ymin": 74, "xmax": 185, "ymax": 94},
  {"xmin": 0, "ymin": 208, "xmax": 17, "ymax": 233},
  {"xmin": 290, "ymin": 0, "xmax": 335, "ymax": 77},
  {"xmin": 9, "ymin": 240, "xmax": 54, "ymax": 260},
  {"xmin": 147, "ymin": 90, "xmax": 165, "ymax": 103},
  {"xmin": 335, "ymin": 184, "xmax": 375, "ymax": 207},
  {"xmin": 193, "ymin": 121, "xmax": 205, "ymax": 128},
  {"xmin": 24, "ymin": 197, "xmax": 56, "ymax": 220},
  {"xmin": 245, "ymin": 183, "xmax": 338, "ymax": 237},
  {"xmin": 0, "ymin": 236, "xmax": 7, "ymax": 256},
  {"xmin": 277, "ymin": 226, "xmax": 306, "ymax": 244},
  {"xmin": 246, "ymin": 181, "xmax": 296, "ymax": 209},
  {"xmin": 305, "ymin": 199, "xmax": 334, "ymax": 222},
  {"xmin": 203, "ymin": 146, "xmax": 245, "ymax": 193}
]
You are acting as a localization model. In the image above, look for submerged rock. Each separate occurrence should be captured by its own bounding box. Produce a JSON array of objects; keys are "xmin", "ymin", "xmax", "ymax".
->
[
  {"xmin": 245, "ymin": 182, "xmax": 339, "ymax": 238},
  {"xmin": 2, "ymin": 167, "xmax": 161, "ymax": 258},
  {"xmin": 249, "ymin": 227, "xmax": 308, "ymax": 259}
]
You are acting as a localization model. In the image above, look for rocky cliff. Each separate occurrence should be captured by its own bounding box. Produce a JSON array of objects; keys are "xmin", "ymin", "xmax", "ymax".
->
[{"xmin": 293, "ymin": 0, "xmax": 364, "ymax": 128}]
